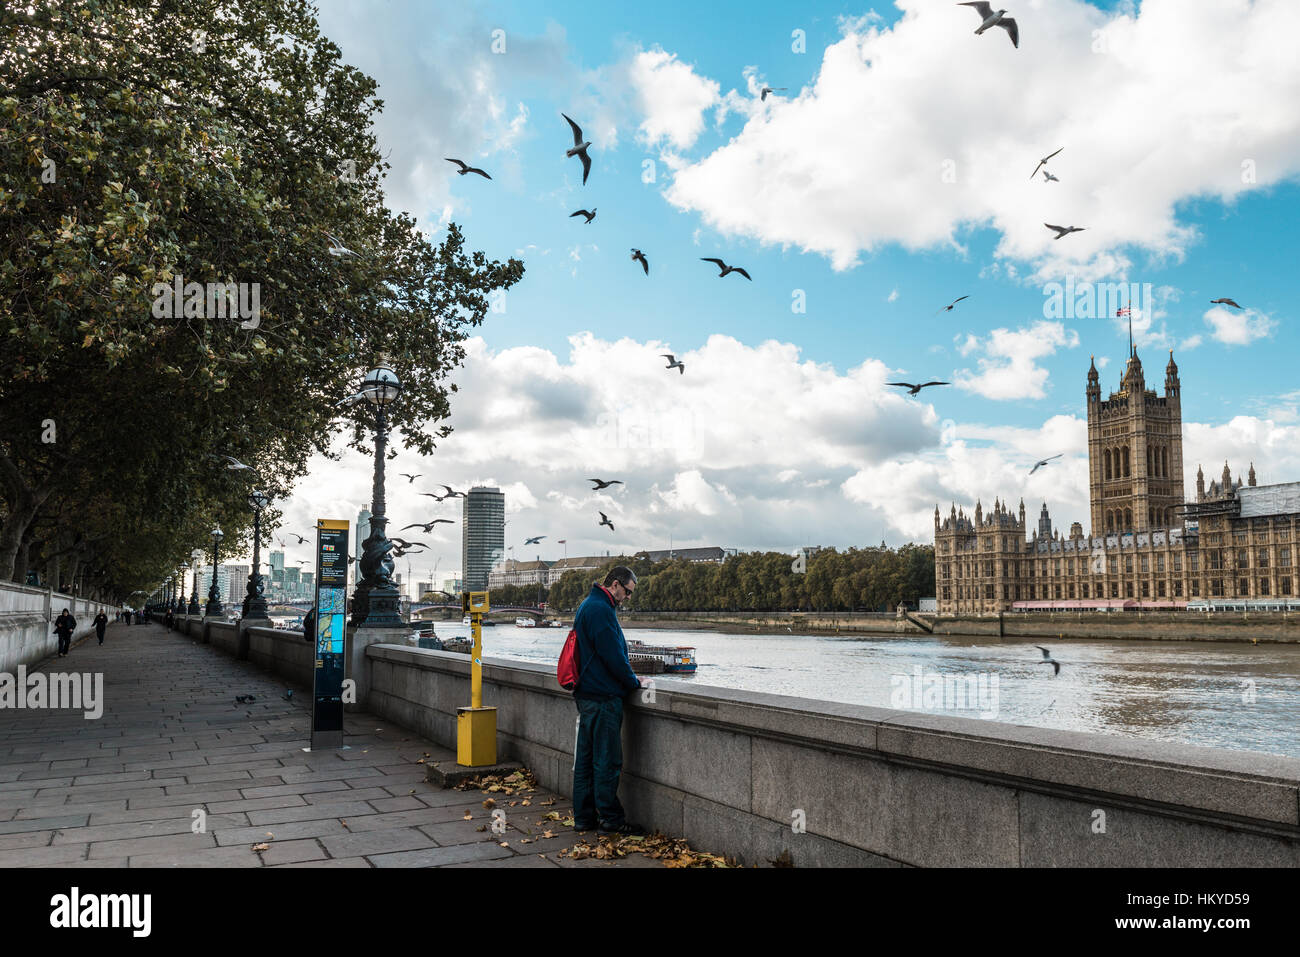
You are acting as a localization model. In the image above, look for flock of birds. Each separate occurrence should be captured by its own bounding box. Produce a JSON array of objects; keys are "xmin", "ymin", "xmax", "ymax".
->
[{"xmin": 286, "ymin": 4, "xmax": 1262, "ymax": 595}]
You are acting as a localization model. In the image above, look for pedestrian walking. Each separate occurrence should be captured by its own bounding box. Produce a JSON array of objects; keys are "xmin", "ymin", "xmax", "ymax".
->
[
  {"xmin": 164, "ymin": 605, "xmax": 175, "ymax": 630},
  {"xmin": 571, "ymin": 566, "xmax": 646, "ymax": 837},
  {"xmin": 94, "ymin": 610, "xmax": 108, "ymax": 645},
  {"xmin": 302, "ymin": 606, "xmax": 316, "ymax": 642},
  {"xmin": 53, "ymin": 609, "xmax": 76, "ymax": 657}
]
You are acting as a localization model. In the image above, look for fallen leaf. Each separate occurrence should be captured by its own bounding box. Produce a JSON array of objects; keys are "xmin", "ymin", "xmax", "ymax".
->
[
  {"xmin": 542, "ymin": 830, "xmax": 555, "ymax": 839},
  {"xmin": 463, "ymin": 811, "xmax": 473, "ymax": 820},
  {"xmin": 475, "ymin": 824, "xmax": 487, "ymax": 832},
  {"xmin": 542, "ymin": 811, "xmax": 560, "ymax": 821},
  {"xmin": 521, "ymin": 799, "xmax": 531, "ymax": 806},
  {"xmin": 252, "ymin": 843, "xmax": 269, "ymax": 851},
  {"xmin": 499, "ymin": 841, "xmax": 509, "ymax": 847},
  {"xmin": 520, "ymin": 838, "xmax": 532, "ymax": 844},
  {"xmin": 482, "ymin": 798, "xmax": 496, "ymax": 809}
]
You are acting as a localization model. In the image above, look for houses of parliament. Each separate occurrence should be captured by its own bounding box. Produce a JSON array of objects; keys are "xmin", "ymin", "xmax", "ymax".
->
[{"xmin": 934, "ymin": 349, "xmax": 1300, "ymax": 615}]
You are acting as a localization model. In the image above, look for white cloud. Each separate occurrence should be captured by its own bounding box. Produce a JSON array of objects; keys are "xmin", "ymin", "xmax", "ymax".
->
[
  {"xmin": 954, "ymin": 321, "xmax": 1079, "ymax": 400},
  {"xmin": 1179, "ymin": 334, "xmax": 1204, "ymax": 350},
  {"xmin": 628, "ymin": 48, "xmax": 721, "ymax": 151},
  {"xmin": 887, "ymin": 288, "xmax": 899, "ymax": 302},
  {"xmin": 1203, "ymin": 306, "xmax": 1276, "ymax": 346},
  {"xmin": 661, "ymin": 0, "xmax": 1300, "ymax": 277}
]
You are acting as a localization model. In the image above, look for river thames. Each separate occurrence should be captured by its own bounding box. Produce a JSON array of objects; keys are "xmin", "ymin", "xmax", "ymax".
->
[{"xmin": 417, "ymin": 620, "xmax": 1300, "ymax": 758}]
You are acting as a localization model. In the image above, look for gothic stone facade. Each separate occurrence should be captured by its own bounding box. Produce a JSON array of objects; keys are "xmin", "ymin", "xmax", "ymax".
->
[{"xmin": 935, "ymin": 352, "xmax": 1300, "ymax": 614}]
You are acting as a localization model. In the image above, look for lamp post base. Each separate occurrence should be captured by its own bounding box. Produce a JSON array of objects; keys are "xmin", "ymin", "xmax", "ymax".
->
[{"xmin": 362, "ymin": 585, "xmax": 404, "ymax": 628}]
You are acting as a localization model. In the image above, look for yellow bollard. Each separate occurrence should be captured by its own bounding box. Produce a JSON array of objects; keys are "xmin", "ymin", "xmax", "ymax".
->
[{"xmin": 456, "ymin": 591, "xmax": 497, "ymax": 767}]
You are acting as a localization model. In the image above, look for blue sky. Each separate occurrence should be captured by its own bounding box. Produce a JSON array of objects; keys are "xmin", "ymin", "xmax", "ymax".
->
[{"xmin": 248, "ymin": 0, "xmax": 1300, "ymax": 584}]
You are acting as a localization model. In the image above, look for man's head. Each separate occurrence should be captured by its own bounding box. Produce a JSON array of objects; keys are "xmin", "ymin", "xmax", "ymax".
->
[{"xmin": 602, "ymin": 566, "xmax": 637, "ymax": 605}]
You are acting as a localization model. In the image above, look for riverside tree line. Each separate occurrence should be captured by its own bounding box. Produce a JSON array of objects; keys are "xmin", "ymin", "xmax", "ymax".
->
[{"xmin": 482, "ymin": 544, "xmax": 935, "ymax": 613}]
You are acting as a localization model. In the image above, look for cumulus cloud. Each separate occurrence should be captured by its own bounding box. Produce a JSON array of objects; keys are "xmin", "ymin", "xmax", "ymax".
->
[
  {"xmin": 628, "ymin": 48, "xmax": 721, "ymax": 151},
  {"xmin": 1203, "ymin": 305, "xmax": 1277, "ymax": 346},
  {"xmin": 954, "ymin": 321, "xmax": 1080, "ymax": 400},
  {"xmin": 661, "ymin": 0, "xmax": 1300, "ymax": 277}
]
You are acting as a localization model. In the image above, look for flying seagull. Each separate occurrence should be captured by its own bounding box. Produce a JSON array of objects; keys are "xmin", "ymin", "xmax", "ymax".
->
[
  {"xmin": 1029, "ymin": 453, "xmax": 1063, "ymax": 475},
  {"xmin": 1044, "ymin": 223, "xmax": 1085, "ymax": 240},
  {"xmin": 325, "ymin": 231, "xmax": 357, "ymax": 258},
  {"xmin": 598, "ymin": 511, "xmax": 615, "ymax": 532},
  {"xmin": 524, "ymin": 536, "xmax": 546, "ymax": 545},
  {"xmin": 390, "ymin": 538, "xmax": 429, "ymax": 550},
  {"xmin": 445, "ymin": 158, "xmax": 491, "ymax": 179},
  {"xmin": 1210, "ymin": 298, "xmax": 1242, "ymax": 309},
  {"xmin": 631, "ymin": 248, "xmax": 649, "ymax": 275},
  {"xmin": 1035, "ymin": 645, "xmax": 1062, "ymax": 676},
  {"xmin": 217, "ymin": 454, "xmax": 255, "ymax": 472},
  {"xmin": 289, "ymin": 533, "xmax": 309, "ymax": 545},
  {"xmin": 562, "ymin": 113, "xmax": 592, "ymax": 185},
  {"xmin": 399, "ymin": 473, "xmax": 422, "ymax": 484},
  {"xmin": 936, "ymin": 295, "xmax": 969, "ymax": 315},
  {"xmin": 438, "ymin": 485, "xmax": 466, "ymax": 499},
  {"xmin": 701, "ymin": 257, "xmax": 751, "ymax": 280},
  {"xmin": 661, "ymin": 354, "xmax": 685, "ymax": 375},
  {"xmin": 959, "ymin": 2, "xmax": 1019, "ymax": 48},
  {"xmin": 887, "ymin": 381, "xmax": 950, "ymax": 396},
  {"xmin": 401, "ymin": 521, "xmax": 454, "ymax": 533},
  {"xmin": 1041, "ymin": 169, "xmax": 1060, "ymax": 183},
  {"xmin": 569, "ymin": 208, "xmax": 597, "ymax": 224},
  {"xmin": 1030, "ymin": 147, "xmax": 1063, "ymax": 180},
  {"xmin": 760, "ymin": 86, "xmax": 787, "ymax": 101},
  {"xmin": 589, "ymin": 478, "xmax": 623, "ymax": 490}
]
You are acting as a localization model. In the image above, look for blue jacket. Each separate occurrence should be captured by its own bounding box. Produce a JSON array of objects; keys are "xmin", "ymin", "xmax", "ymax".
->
[{"xmin": 573, "ymin": 584, "xmax": 639, "ymax": 699}]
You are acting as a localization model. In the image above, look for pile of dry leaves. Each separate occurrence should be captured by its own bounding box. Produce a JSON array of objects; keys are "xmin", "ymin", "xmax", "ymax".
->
[
  {"xmin": 559, "ymin": 832, "xmax": 736, "ymax": 868},
  {"xmin": 453, "ymin": 768, "xmax": 539, "ymax": 795}
]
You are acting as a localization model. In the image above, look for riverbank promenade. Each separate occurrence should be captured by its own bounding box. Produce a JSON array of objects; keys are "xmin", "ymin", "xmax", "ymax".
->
[{"xmin": 0, "ymin": 622, "xmax": 651, "ymax": 868}]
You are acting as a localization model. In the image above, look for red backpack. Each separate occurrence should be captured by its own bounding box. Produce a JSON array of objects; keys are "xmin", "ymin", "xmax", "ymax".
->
[{"xmin": 557, "ymin": 628, "xmax": 592, "ymax": 691}]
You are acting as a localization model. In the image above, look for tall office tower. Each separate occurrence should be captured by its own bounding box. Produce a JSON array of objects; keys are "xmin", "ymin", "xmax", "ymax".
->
[
  {"xmin": 462, "ymin": 487, "xmax": 505, "ymax": 591},
  {"xmin": 269, "ymin": 550, "xmax": 286, "ymax": 600},
  {"xmin": 223, "ymin": 565, "xmax": 250, "ymax": 606},
  {"xmin": 285, "ymin": 565, "xmax": 301, "ymax": 599},
  {"xmin": 355, "ymin": 508, "xmax": 372, "ymax": 586}
]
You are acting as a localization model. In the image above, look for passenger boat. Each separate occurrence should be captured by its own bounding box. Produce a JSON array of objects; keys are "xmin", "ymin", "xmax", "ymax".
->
[
  {"xmin": 626, "ymin": 639, "xmax": 697, "ymax": 675},
  {"xmin": 515, "ymin": 617, "xmax": 536, "ymax": 628}
]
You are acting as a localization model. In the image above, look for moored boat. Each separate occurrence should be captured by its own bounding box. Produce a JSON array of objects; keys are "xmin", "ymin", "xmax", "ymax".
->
[
  {"xmin": 626, "ymin": 639, "xmax": 697, "ymax": 674},
  {"xmin": 515, "ymin": 617, "xmax": 536, "ymax": 628}
]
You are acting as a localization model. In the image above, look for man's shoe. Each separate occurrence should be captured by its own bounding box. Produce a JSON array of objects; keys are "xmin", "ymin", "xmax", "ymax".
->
[
  {"xmin": 597, "ymin": 821, "xmax": 643, "ymax": 837},
  {"xmin": 572, "ymin": 821, "xmax": 597, "ymax": 834}
]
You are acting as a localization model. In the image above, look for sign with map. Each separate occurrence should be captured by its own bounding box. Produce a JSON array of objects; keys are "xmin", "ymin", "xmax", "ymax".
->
[{"xmin": 312, "ymin": 519, "xmax": 349, "ymax": 748}]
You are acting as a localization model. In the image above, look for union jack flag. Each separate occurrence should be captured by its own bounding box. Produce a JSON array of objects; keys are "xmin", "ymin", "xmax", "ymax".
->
[{"xmin": 1116, "ymin": 306, "xmax": 1132, "ymax": 317}]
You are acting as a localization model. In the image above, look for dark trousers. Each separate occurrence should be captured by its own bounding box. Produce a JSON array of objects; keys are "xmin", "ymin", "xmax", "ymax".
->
[
  {"xmin": 57, "ymin": 633, "xmax": 71, "ymax": 655},
  {"xmin": 96, "ymin": 628, "xmax": 106, "ymax": 644},
  {"xmin": 572, "ymin": 696, "xmax": 627, "ymax": 829}
]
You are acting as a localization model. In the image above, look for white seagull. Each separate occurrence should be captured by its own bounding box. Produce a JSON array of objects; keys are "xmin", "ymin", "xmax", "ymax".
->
[
  {"xmin": 562, "ymin": 113, "xmax": 592, "ymax": 185},
  {"xmin": 1041, "ymin": 169, "xmax": 1059, "ymax": 183},
  {"xmin": 959, "ymin": 2, "xmax": 1019, "ymax": 48},
  {"xmin": 598, "ymin": 511, "xmax": 615, "ymax": 532},
  {"xmin": 325, "ymin": 231, "xmax": 357, "ymax": 258},
  {"xmin": 760, "ymin": 86, "xmax": 787, "ymax": 101},
  {"xmin": 1035, "ymin": 645, "xmax": 1062, "ymax": 676},
  {"xmin": 1030, "ymin": 147, "xmax": 1063, "ymax": 180},
  {"xmin": 661, "ymin": 354, "xmax": 685, "ymax": 375},
  {"xmin": 1044, "ymin": 223, "xmax": 1085, "ymax": 240},
  {"xmin": 1029, "ymin": 453, "xmax": 1063, "ymax": 475}
]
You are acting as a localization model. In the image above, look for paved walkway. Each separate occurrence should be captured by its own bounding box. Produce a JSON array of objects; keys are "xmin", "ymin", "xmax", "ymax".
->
[{"xmin": 0, "ymin": 622, "xmax": 656, "ymax": 867}]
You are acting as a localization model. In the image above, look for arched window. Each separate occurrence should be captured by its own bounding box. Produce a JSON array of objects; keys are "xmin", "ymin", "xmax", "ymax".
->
[
  {"xmin": 1104, "ymin": 449, "xmax": 1112, "ymax": 481},
  {"xmin": 1123, "ymin": 447, "xmax": 1130, "ymax": 477},
  {"xmin": 1124, "ymin": 508, "xmax": 1132, "ymax": 528},
  {"xmin": 1147, "ymin": 448, "xmax": 1153, "ymax": 475},
  {"xmin": 1106, "ymin": 511, "xmax": 1114, "ymax": 532},
  {"xmin": 1162, "ymin": 447, "xmax": 1169, "ymax": 478}
]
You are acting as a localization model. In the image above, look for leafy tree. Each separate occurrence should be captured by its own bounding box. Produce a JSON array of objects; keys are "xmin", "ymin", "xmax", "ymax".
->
[{"xmin": 0, "ymin": 1, "xmax": 522, "ymax": 596}]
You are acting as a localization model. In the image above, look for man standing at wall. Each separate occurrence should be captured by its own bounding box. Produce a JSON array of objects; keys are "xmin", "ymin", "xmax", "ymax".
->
[{"xmin": 572, "ymin": 566, "xmax": 645, "ymax": 837}]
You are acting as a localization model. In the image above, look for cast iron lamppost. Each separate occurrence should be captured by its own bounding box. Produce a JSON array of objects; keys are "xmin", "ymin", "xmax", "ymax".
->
[
  {"xmin": 177, "ymin": 562, "xmax": 189, "ymax": 614},
  {"xmin": 205, "ymin": 526, "xmax": 225, "ymax": 617},
  {"xmin": 356, "ymin": 362, "xmax": 405, "ymax": 628},
  {"xmin": 244, "ymin": 490, "xmax": 271, "ymax": 620},
  {"xmin": 188, "ymin": 550, "xmax": 202, "ymax": 615}
]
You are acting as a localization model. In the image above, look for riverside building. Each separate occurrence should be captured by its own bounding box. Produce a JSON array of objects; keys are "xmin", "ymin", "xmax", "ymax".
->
[{"xmin": 935, "ymin": 350, "xmax": 1300, "ymax": 614}]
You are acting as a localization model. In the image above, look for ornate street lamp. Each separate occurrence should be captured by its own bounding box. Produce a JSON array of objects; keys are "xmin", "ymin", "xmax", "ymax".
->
[
  {"xmin": 355, "ymin": 361, "xmax": 405, "ymax": 628},
  {"xmin": 205, "ymin": 526, "xmax": 225, "ymax": 617},
  {"xmin": 177, "ymin": 562, "xmax": 189, "ymax": 614},
  {"xmin": 244, "ymin": 489, "xmax": 271, "ymax": 620},
  {"xmin": 188, "ymin": 550, "xmax": 202, "ymax": 615}
]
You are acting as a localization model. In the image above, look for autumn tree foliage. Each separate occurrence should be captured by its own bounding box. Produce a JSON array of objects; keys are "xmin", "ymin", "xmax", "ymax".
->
[{"xmin": 0, "ymin": 1, "xmax": 522, "ymax": 596}]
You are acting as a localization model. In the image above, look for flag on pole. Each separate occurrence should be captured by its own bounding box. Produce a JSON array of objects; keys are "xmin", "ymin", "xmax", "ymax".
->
[{"xmin": 1116, "ymin": 306, "xmax": 1131, "ymax": 317}]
